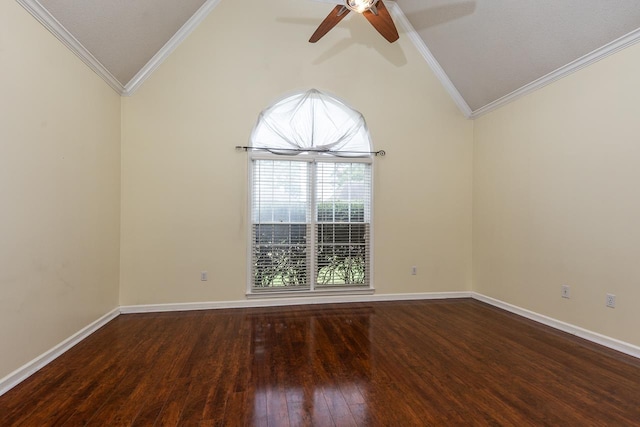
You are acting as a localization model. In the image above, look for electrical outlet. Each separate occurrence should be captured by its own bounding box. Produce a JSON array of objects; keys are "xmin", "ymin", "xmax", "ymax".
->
[
  {"xmin": 201, "ymin": 271, "xmax": 208, "ymax": 281},
  {"xmin": 411, "ymin": 266, "xmax": 417, "ymax": 275},
  {"xmin": 561, "ymin": 285, "xmax": 570, "ymax": 299},
  {"xmin": 606, "ymin": 293, "xmax": 616, "ymax": 308}
]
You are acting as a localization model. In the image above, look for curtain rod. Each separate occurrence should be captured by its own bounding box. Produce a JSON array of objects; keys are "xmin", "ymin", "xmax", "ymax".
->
[{"xmin": 235, "ymin": 146, "xmax": 386, "ymax": 156}]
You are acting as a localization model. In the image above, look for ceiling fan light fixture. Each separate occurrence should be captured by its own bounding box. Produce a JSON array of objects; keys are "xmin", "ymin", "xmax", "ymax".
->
[
  {"xmin": 345, "ymin": 0, "xmax": 378, "ymax": 14},
  {"xmin": 309, "ymin": 0, "xmax": 398, "ymax": 44}
]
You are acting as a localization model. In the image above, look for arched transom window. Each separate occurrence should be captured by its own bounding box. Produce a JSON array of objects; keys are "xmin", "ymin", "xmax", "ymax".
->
[{"xmin": 248, "ymin": 89, "xmax": 374, "ymax": 295}]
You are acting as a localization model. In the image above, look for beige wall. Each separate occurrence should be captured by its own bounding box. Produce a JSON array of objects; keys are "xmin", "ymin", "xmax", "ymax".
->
[
  {"xmin": 119, "ymin": 0, "xmax": 473, "ymax": 304},
  {"xmin": 0, "ymin": 2, "xmax": 121, "ymax": 378},
  {"xmin": 474, "ymin": 42, "xmax": 640, "ymax": 345},
  {"xmin": 3, "ymin": 0, "xmax": 640, "ymax": 384}
]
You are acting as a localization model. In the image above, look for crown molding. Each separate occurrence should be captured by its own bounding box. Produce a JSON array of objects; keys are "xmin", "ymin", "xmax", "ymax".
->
[
  {"xmin": 16, "ymin": 0, "xmax": 126, "ymax": 95},
  {"xmin": 471, "ymin": 27, "xmax": 640, "ymax": 118},
  {"xmin": 15, "ymin": 0, "xmax": 222, "ymax": 97},
  {"xmin": 19, "ymin": 0, "xmax": 640, "ymax": 116},
  {"xmin": 124, "ymin": 0, "xmax": 223, "ymax": 95},
  {"xmin": 387, "ymin": 2, "xmax": 473, "ymax": 119}
]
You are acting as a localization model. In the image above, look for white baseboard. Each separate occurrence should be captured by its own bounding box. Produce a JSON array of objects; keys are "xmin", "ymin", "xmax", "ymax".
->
[
  {"xmin": 4, "ymin": 292, "xmax": 639, "ymax": 398},
  {"xmin": 125, "ymin": 292, "xmax": 640, "ymax": 359},
  {"xmin": 0, "ymin": 307, "xmax": 120, "ymax": 397},
  {"xmin": 119, "ymin": 291, "xmax": 474, "ymax": 314},
  {"xmin": 471, "ymin": 293, "xmax": 640, "ymax": 359}
]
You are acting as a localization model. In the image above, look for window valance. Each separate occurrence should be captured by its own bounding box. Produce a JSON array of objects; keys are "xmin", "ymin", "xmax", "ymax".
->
[{"xmin": 249, "ymin": 89, "xmax": 373, "ymax": 157}]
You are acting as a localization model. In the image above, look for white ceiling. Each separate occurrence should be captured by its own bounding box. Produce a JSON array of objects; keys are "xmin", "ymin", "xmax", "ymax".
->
[
  {"xmin": 397, "ymin": 0, "xmax": 640, "ymax": 111},
  {"xmin": 18, "ymin": 0, "xmax": 640, "ymax": 117},
  {"xmin": 40, "ymin": 0, "xmax": 208, "ymax": 84}
]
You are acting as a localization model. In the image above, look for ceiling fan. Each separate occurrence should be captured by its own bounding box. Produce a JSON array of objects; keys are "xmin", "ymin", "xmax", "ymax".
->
[{"xmin": 309, "ymin": 0, "xmax": 399, "ymax": 43}]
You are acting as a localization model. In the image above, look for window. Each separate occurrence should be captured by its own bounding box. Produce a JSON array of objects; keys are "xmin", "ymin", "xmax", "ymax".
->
[{"xmin": 248, "ymin": 90, "xmax": 374, "ymax": 294}]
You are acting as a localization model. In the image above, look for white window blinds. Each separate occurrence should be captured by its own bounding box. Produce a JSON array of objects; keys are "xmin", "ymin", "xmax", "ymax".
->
[
  {"xmin": 251, "ymin": 159, "xmax": 371, "ymax": 292},
  {"xmin": 252, "ymin": 160, "xmax": 312, "ymax": 289},
  {"xmin": 315, "ymin": 162, "xmax": 371, "ymax": 287}
]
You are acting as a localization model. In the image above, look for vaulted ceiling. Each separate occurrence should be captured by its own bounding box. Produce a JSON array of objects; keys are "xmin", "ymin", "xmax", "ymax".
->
[{"xmin": 18, "ymin": 0, "xmax": 640, "ymax": 117}]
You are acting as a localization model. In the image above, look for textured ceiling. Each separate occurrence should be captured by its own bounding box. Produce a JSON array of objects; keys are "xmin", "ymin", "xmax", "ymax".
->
[
  {"xmin": 41, "ymin": 0, "xmax": 208, "ymax": 84},
  {"xmin": 397, "ymin": 0, "xmax": 640, "ymax": 111},
  {"xmin": 22, "ymin": 0, "xmax": 640, "ymax": 115}
]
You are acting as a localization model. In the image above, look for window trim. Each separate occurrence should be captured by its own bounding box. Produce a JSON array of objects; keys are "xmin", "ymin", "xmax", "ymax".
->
[{"xmin": 246, "ymin": 151, "xmax": 375, "ymax": 297}]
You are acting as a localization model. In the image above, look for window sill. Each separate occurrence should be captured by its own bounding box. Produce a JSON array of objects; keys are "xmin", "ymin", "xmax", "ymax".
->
[{"xmin": 246, "ymin": 287, "xmax": 375, "ymax": 299}]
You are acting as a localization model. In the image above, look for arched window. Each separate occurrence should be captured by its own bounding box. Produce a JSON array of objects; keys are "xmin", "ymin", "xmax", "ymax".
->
[{"xmin": 248, "ymin": 89, "xmax": 374, "ymax": 295}]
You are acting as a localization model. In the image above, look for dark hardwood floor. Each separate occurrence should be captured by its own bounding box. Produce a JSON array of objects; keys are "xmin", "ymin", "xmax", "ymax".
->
[{"xmin": 1, "ymin": 299, "xmax": 640, "ymax": 426}]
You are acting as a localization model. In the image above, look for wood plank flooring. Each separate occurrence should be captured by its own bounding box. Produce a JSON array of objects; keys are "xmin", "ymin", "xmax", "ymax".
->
[{"xmin": 1, "ymin": 299, "xmax": 640, "ymax": 426}]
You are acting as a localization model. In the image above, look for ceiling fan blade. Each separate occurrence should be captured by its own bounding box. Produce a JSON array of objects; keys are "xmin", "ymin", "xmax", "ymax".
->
[
  {"xmin": 309, "ymin": 5, "xmax": 351, "ymax": 43},
  {"xmin": 363, "ymin": 0, "xmax": 399, "ymax": 43}
]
